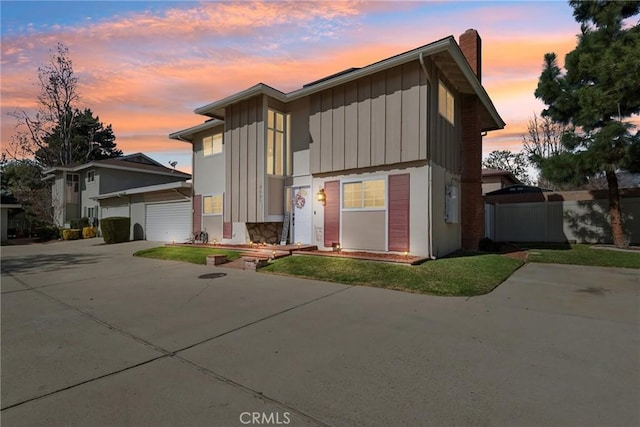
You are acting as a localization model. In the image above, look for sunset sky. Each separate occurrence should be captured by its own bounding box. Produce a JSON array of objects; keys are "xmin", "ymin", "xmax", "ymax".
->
[{"xmin": 1, "ymin": 0, "xmax": 582, "ymax": 174}]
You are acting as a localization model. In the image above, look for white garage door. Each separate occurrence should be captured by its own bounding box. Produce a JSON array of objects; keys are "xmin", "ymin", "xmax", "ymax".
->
[
  {"xmin": 100, "ymin": 205, "xmax": 129, "ymax": 219},
  {"xmin": 145, "ymin": 202, "xmax": 192, "ymax": 242}
]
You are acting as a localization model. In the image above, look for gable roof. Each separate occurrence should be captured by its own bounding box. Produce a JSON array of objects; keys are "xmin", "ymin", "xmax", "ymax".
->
[
  {"xmin": 191, "ymin": 35, "xmax": 504, "ymax": 132},
  {"xmin": 43, "ymin": 154, "xmax": 191, "ymax": 180}
]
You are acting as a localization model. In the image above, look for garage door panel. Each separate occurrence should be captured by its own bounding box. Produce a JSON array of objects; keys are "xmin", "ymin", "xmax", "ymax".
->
[{"xmin": 146, "ymin": 202, "xmax": 192, "ymax": 242}]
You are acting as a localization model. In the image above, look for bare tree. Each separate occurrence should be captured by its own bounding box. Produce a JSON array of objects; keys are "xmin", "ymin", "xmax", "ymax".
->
[
  {"xmin": 9, "ymin": 43, "xmax": 79, "ymax": 166},
  {"xmin": 522, "ymin": 113, "xmax": 566, "ymax": 161}
]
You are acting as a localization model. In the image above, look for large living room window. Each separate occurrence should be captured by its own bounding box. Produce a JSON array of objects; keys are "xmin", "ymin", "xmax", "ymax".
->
[
  {"xmin": 203, "ymin": 133, "xmax": 223, "ymax": 157},
  {"xmin": 203, "ymin": 194, "xmax": 223, "ymax": 215},
  {"xmin": 342, "ymin": 179, "xmax": 385, "ymax": 209},
  {"xmin": 438, "ymin": 81, "xmax": 455, "ymax": 125},
  {"xmin": 266, "ymin": 109, "xmax": 289, "ymax": 176}
]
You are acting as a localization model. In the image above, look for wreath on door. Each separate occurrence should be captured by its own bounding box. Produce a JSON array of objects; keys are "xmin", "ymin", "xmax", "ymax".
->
[{"xmin": 295, "ymin": 190, "xmax": 306, "ymax": 209}]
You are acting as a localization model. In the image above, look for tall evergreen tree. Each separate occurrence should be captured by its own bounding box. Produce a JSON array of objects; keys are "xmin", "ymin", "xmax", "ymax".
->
[
  {"xmin": 36, "ymin": 108, "xmax": 122, "ymax": 165},
  {"xmin": 534, "ymin": 0, "xmax": 640, "ymax": 247}
]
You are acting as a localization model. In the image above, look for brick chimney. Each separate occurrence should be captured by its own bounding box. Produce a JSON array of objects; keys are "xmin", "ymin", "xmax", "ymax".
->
[
  {"xmin": 459, "ymin": 29, "xmax": 484, "ymax": 250},
  {"xmin": 459, "ymin": 29, "xmax": 482, "ymax": 82}
]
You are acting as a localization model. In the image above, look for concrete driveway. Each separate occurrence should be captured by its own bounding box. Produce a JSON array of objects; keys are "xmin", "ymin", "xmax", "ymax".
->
[{"xmin": 1, "ymin": 238, "xmax": 638, "ymax": 426}]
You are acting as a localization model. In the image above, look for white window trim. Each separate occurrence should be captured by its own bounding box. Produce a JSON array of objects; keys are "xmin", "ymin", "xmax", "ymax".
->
[
  {"xmin": 87, "ymin": 170, "xmax": 95, "ymax": 183},
  {"xmin": 203, "ymin": 133, "xmax": 223, "ymax": 157},
  {"xmin": 340, "ymin": 176, "xmax": 387, "ymax": 212},
  {"xmin": 202, "ymin": 193, "xmax": 223, "ymax": 216}
]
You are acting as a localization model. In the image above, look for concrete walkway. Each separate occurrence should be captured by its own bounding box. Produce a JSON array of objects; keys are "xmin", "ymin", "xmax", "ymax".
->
[{"xmin": 1, "ymin": 238, "xmax": 638, "ymax": 426}]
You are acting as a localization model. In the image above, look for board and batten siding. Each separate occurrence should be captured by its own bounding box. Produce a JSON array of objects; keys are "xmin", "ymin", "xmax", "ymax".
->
[
  {"xmin": 309, "ymin": 58, "xmax": 462, "ymax": 175},
  {"xmin": 224, "ymin": 96, "xmax": 265, "ymax": 223},
  {"xmin": 309, "ymin": 61, "xmax": 429, "ymax": 174}
]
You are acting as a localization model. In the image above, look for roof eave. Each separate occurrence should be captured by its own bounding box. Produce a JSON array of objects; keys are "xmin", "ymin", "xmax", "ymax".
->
[
  {"xmin": 169, "ymin": 119, "xmax": 225, "ymax": 142},
  {"xmin": 194, "ymin": 84, "xmax": 287, "ymax": 117}
]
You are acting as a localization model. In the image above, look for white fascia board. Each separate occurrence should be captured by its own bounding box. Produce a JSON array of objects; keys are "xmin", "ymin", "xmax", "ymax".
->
[
  {"xmin": 194, "ymin": 84, "xmax": 287, "ymax": 116},
  {"xmin": 93, "ymin": 181, "xmax": 192, "ymax": 200},
  {"xmin": 286, "ymin": 38, "xmax": 453, "ymax": 101},
  {"xmin": 169, "ymin": 119, "xmax": 225, "ymax": 142}
]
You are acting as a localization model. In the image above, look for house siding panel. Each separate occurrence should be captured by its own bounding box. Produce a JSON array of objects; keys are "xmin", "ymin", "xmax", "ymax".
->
[
  {"xmin": 388, "ymin": 174, "xmax": 410, "ymax": 252},
  {"xmin": 332, "ymin": 87, "xmax": 345, "ymax": 171},
  {"xmin": 308, "ymin": 61, "xmax": 428, "ymax": 174},
  {"xmin": 239, "ymin": 102, "xmax": 249, "ymax": 222},
  {"xmin": 385, "ymin": 67, "xmax": 402, "ymax": 165},
  {"xmin": 357, "ymin": 78, "xmax": 372, "ymax": 168},
  {"xmin": 309, "ymin": 95, "xmax": 322, "ymax": 173},
  {"xmin": 320, "ymin": 92, "xmax": 333, "ymax": 172},
  {"xmin": 344, "ymin": 81, "xmax": 359, "ymax": 170},
  {"xmin": 247, "ymin": 97, "xmax": 258, "ymax": 221},
  {"xmin": 323, "ymin": 180, "xmax": 340, "ymax": 247},
  {"xmin": 402, "ymin": 63, "xmax": 421, "ymax": 162},
  {"xmin": 224, "ymin": 96, "xmax": 265, "ymax": 223},
  {"xmin": 371, "ymin": 72, "xmax": 386, "ymax": 166}
]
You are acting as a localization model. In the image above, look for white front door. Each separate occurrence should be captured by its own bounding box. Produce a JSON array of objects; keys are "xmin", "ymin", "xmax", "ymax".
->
[{"xmin": 292, "ymin": 186, "xmax": 312, "ymax": 244}]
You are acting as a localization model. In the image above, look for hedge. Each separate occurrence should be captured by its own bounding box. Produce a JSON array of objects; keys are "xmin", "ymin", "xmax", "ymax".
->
[
  {"xmin": 82, "ymin": 226, "xmax": 97, "ymax": 239},
  {"xmin": 62, "ymin": 229, "xmax": 81, "ymax": 240},
  {"xmin": 101, "ymin": 217, "xmax": 130, "ymax": 244}
]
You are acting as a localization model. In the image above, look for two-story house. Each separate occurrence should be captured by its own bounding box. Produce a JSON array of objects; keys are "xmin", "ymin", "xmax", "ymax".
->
[
  {"xmin": 44, "ymin": 153, "xmax": 192, "ymax": 242},
  {"xmin": 170, "ymin": 30, "xmax": 505, "ymax": 257}
]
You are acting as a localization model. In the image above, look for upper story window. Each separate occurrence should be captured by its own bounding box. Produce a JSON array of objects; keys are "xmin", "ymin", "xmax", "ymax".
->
[
  {"xmin": 203, "ymin": 133, "xmax": 223, "ymax": 156},
  {"xmin": 342, "ymin": 179, "xmax": 385, "ymax": 210},
  {"xmin": 87, "ymin": 170, "xmax": 95, "ymax": 183},
  {"xmin": 66, "ymin": 173, "xmax": 79, "ymax": 203},
  {"xmin": 438, "ymin": 81, "xmax": 455, "ymax": 125},
  {"xmin": 266, "ymin": 109, "xmax": 290, "ymax": 176},
  {"xmin": 203, "ymin": 194, "xmax": 223, "ymax": 215}
]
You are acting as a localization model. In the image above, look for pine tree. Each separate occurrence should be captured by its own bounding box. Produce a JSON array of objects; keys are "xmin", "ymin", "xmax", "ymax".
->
[{"xmin": 534, "ymin": 0, "xmax": 640, "ymax": 248}]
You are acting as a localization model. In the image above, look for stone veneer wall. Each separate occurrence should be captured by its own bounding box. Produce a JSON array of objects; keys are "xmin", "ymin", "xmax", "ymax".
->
[{"xmin": 245, "ymin": 222, "xmax": 283, "ymax": 245}]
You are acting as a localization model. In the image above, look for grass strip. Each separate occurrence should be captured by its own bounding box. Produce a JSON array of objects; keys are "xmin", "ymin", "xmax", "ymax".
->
[
  {"xmin": 134, "ymin": 246, "xmax": 242, "ymax": 265},
  {"xmin": 521, "ymin": 243, "xmax": 640, "ymax": 269},
  {"xmin": 261, "ymin": 253, "xmax": 523, "ymax": 296}
]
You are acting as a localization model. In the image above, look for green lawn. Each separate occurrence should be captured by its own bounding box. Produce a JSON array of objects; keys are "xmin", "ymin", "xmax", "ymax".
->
[
  {"xmin": 261, "ymin": 254, "xmax": 523, "ymax": 296},
  {"xmin": 521, "ymin": 243, "xmax": 640, "ymax": 269},
  {"xmin": 133, "ymin": 246, "xmax": 242, "ymax": 265}
]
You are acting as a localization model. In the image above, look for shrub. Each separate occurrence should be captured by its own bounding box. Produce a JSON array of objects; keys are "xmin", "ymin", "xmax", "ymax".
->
[
  {"xmin": 70, "ymin": 217, "xmax": 90, "ymax": 230},
  {"xmin": 101, "ymin": 217, "xmax": 130, "ymax": 244},
  {"xmin": 35, "ymin": 226, "xmax": 60, "ymax": 241},
  {"xmin": 82, "ymin": 226, "xmax": 97, "ymax": 239},
  {"xmin": 62, "ymin": 229, "xmax": 81, "ymax": 240}
]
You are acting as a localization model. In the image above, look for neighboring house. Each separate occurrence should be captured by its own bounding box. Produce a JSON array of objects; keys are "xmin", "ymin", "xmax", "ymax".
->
[
  {"xmin": 1, "ymin": 194, "xmax": 22, "ymax": 242},
  {"xmin": 482, "ymin": 168, "xmax": 520, "ymax": 194},
  {"xmin": 43, "ymin": 153, "xmax": 192, "ymax": 242},
  {"xmin": 170, "ymin": 30, "xmax": 505, "ymax": 257}
]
